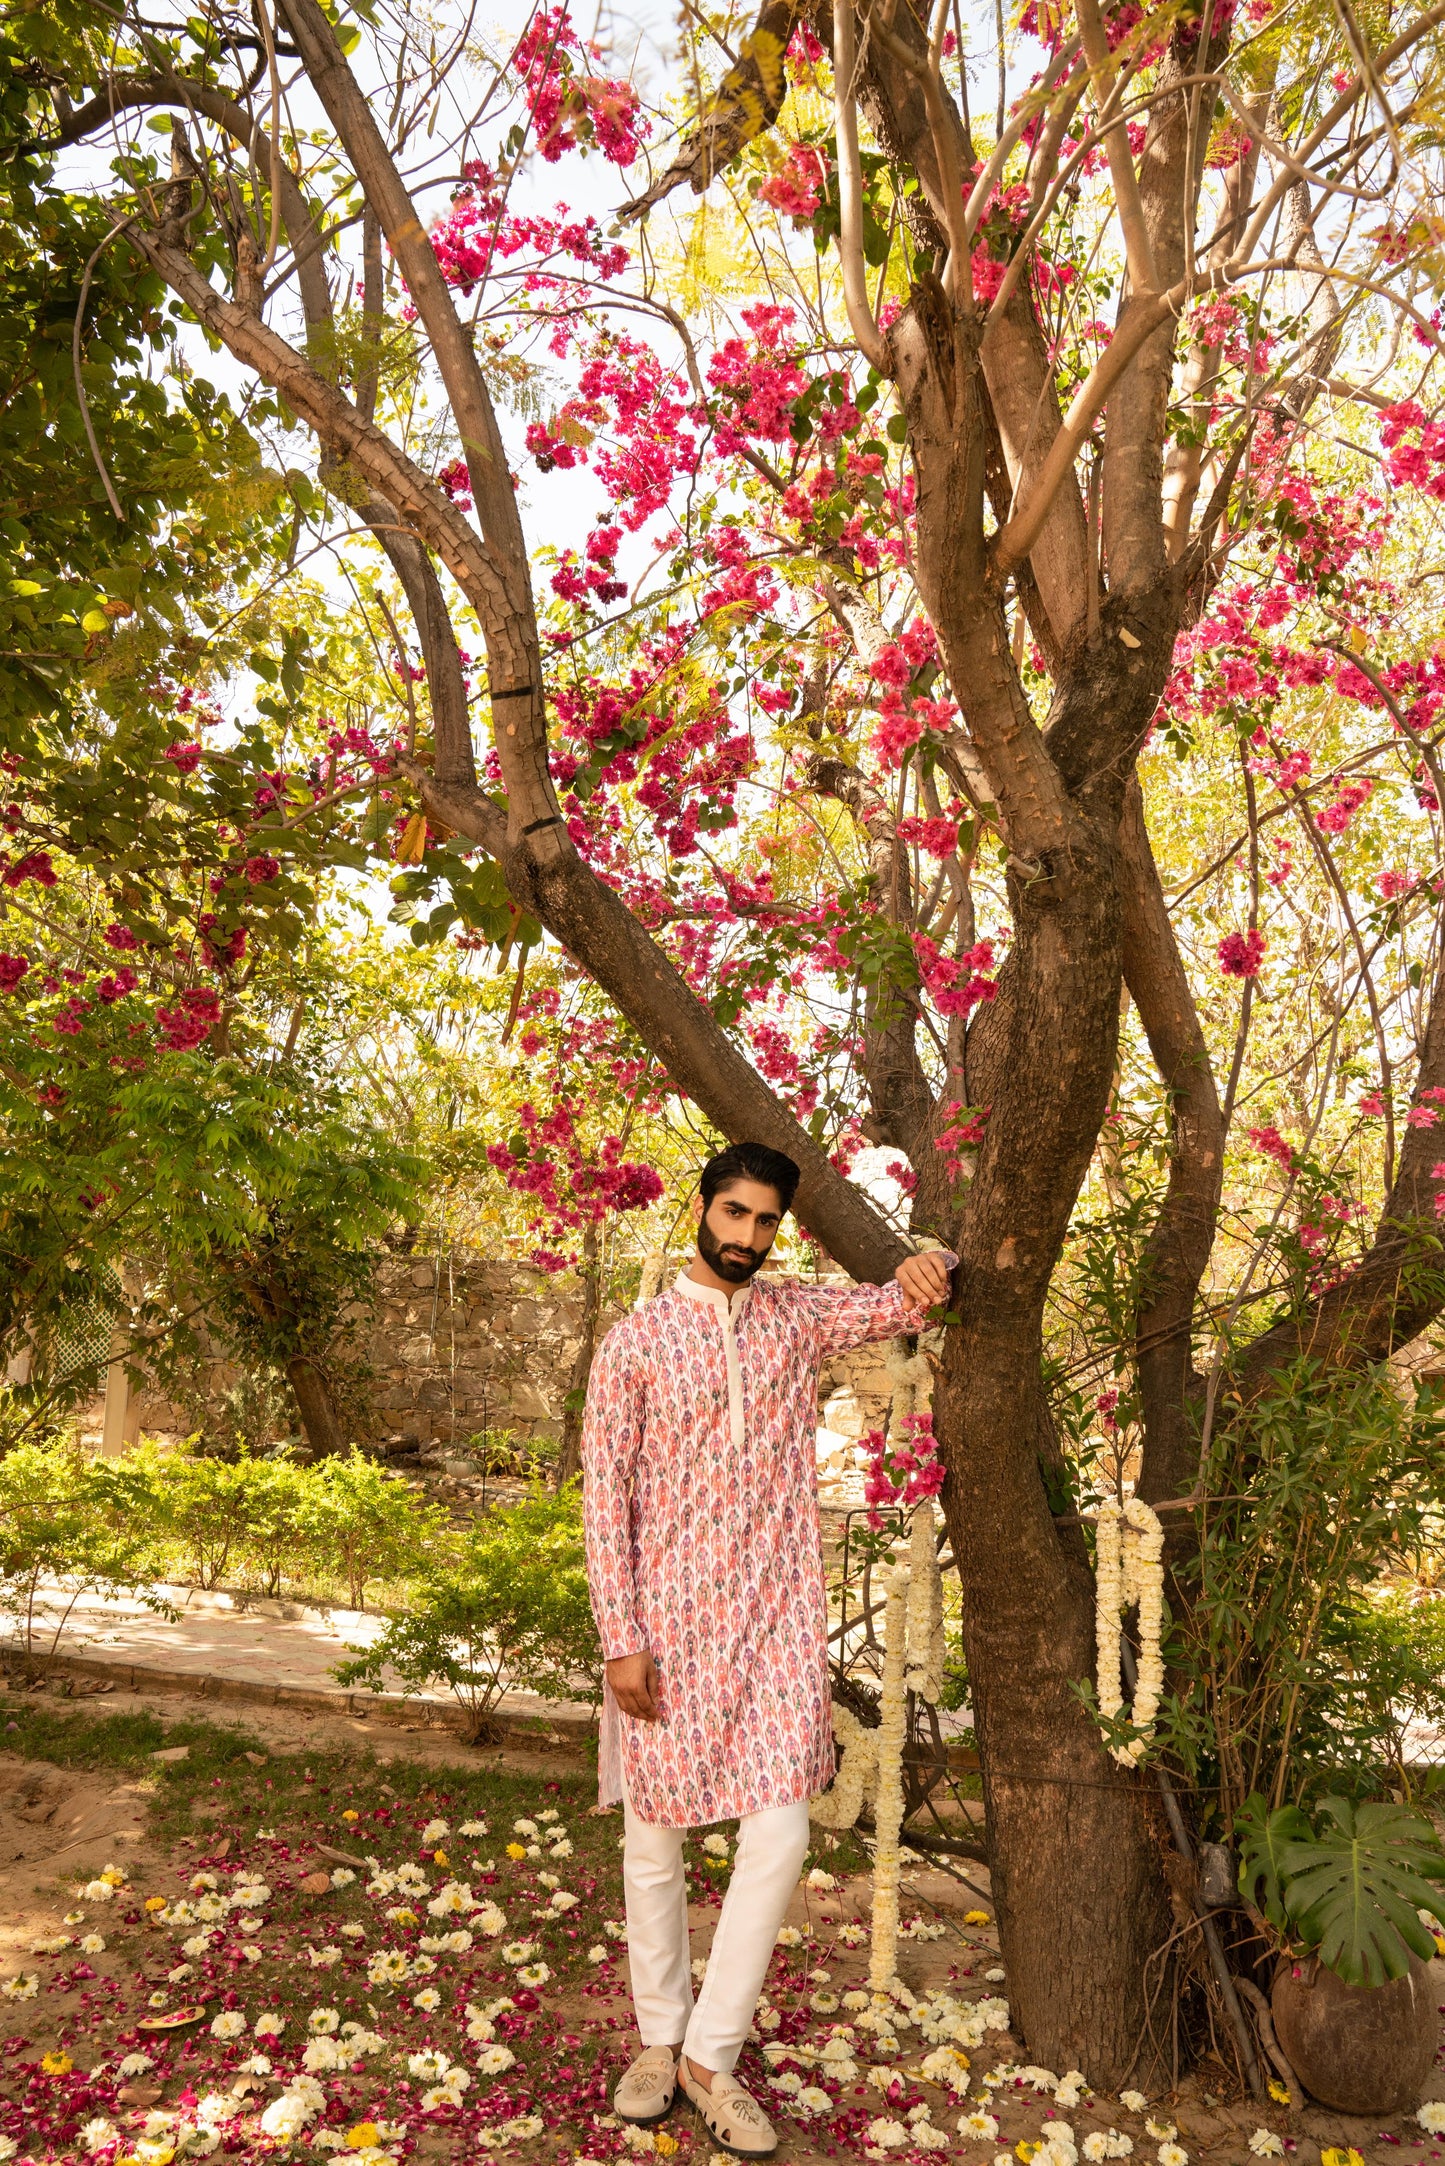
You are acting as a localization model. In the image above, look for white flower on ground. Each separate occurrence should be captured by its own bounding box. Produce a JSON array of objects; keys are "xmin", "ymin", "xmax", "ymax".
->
[
  {"xmin": 408, "ymin": 2048, "xmax": 451, "ymax": 2081},
  {"xmin": 80, "ymin": 2121, "xmax": 118, "ymax": 2154},
  {"xmin": 836, "ymin": 1921, "xmax": 867, "ymax": 1946},
  {"xmin": 961, "ymin": 2112, "xmax": 1001, "ymax": 2142},
  {"xmin": 1419, "ymin": 2107, "xmax": 1445, "ymax": 2137},
  {"xmin": 512, "ymin": 1819, "xmax": 539, "ymax": 1837},
  {"xmin": 517, "ymin": 1962, "xmax": 550, "ymax": 1987},
  {"xmin": 1055, "ymin": 2074, "xmax": 1090, "ymax": 2109},
  {"xmin": 587, "ymin": 1945, "xmax": 607, "ymax": 1964},
  {"xmin": 210, "ymin": 2012, "xmax": 246, "ymax": 2041},
  {"xmin": 549, "ymin": 1890, "xmax": 579, "ymax": 1912},
  {"xmin": 1145, "ymin": 2123, "xmax": 1177, "ymax": 2143},
  {"xmin": 117, "ymin": 2054, "xmax": 154, "ymax": 2078},
  {"xmin": 340, "ymin": 1923, "xmax": 366, "ymax": 1941},
  {"xmin": 459, "ymin": 1818, "xmax": 488, "ymax": 1837},
  {"xmin": 252, "ymin": 2012, "xmax": 283, "ymax": 2038},
  {"xmin": 864, "ymin": 2117, "xmax": 909, "ymax": 2149},
  {"xmin": 422, "ymin": 1819, "xmax": 449, "ymax": 1844},
  {"xmin": 1021, "ymin": 2066, "xmax": 1058, "ymax": 2093},
  {"xmin": 307, "ymin": 2008, "xmax": 340, "ymax": 2034},
  {"xmin": 702, "ymin": 1832, "xmax": 730, "ymax": 1856},
  {"xmin": 768, "ymin": 2072, "xmax": 802, "ymax": 2097},
  {"xmin": 367, "ymin": 1949, "xmax": 410, "ymax": 1986},
  {"xmin": 776, "ymin": 1925, "xmax": 803, "ymax": 1947},
  {"xmin": 919, "ymin": 2046, "xmax": 971, "ymax": 2094},
  {"xmin": 1157, "ymin": 2145, "xmax": 1188, "ymax": 2166},
  {"xmin": 329, "ymin": 1868, "xmax": 356, "ymax": 1889},
  {"xmin": 548, "ymin": 1838, "xmax": 573, "ymax": 1858},
  {"xmin": 340, "ymin": 2022, "xmax": 385, "ymax": 2055},
  {"xmin": 1247, "ymin": 2136, "xmax": 1284, "ymax": 2159},
  {"xmin": 807, "ymin": 1868, "xmax": 836, "ymax": 1889},
  {"xmin": 1120, "ymin": 2093, "xmax": 1148, "ymax": 2115},
  {"xmin": 602, "ymin": 1918, "xmax": 626, "ymax": 1939},
  {"xmin": 476, "ymin": 2044, "xmax": 516, "ymax": 2076},
  {"xmin": 983, "ymin": 1966, "xmax": 1006, "ymax": 1983},
  {"xmin": 167, "ymin": 1965, "xmax": 194, "ymax": 1985},
  {"xmin": 78, "ymin": 1932, "xmax": 106, "ymax": 1955},
  {"xmin": 306, "ymin": 1945, "xmax": 342, "ymax": 1968},
  {"xmin": 414, "ymin": 1987, "xmax": 442, "ymax": 2012},
  {"xmin": 302, "ymin": 2038, "xmax": 346, "ymax": 2074},
  {"xmin": 798, "ymin": 2087, "xmax": 834, "ymax": 2117},
  {"xmin": 500, "ymin": 1940, "xmax": 537, "ymax": 1964}
]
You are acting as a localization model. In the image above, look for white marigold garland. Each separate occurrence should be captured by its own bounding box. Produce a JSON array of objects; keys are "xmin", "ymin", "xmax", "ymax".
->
[
  {"xmin": 812, "ymin": 1503, "xmax": 945, "ymax": 1994},
  {"xmin": 1093, "ymin": 1496, "xmax": 1166, "ymax": 1765}
]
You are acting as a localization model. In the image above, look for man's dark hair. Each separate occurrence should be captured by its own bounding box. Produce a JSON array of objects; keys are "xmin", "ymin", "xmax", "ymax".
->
[{"xmin": 699, "ymin": 1141, "xmax": 801, "ymax": 1215}]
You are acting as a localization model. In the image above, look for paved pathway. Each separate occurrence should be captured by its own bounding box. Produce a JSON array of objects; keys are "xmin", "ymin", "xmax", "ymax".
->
[{"xmin": 0, "ymin": 1581, "xmax": 589, "ymax": 1742}]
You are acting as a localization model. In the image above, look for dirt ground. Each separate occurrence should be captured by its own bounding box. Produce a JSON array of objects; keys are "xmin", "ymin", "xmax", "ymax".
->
[{"xmin": 0, "ymin": 1694, "xmax": 1439, "ymax": 2166}]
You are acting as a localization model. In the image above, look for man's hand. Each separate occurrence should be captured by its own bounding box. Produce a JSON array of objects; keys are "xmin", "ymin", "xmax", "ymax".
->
[
  {"xmin": 607, "ymin": 1649, "xmax": 662, "ymax": 1722},
  {"xmin": 895, "ymin": 1250, "xmax": 953, "ymax": 1311}
]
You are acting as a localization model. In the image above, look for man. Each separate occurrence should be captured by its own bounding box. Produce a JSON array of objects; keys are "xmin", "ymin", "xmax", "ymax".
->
[{"xmin": 582, "ymin": 1141, "xmax": 953, "ymax": 2157}]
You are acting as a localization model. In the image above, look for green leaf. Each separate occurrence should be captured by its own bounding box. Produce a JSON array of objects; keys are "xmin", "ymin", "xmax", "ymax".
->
[
  {"xmin": 1239, "ymin": 1793, "xmax": 1445, "ymax": 1987},
  {"xmin": 1236, "ymin": 1793, "xmax": 1312, "ymax": 1930}
]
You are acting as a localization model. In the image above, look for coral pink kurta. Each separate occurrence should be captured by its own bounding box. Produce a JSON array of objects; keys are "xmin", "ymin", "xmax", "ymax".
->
[{"xmin": 582, "ymin": 1268, "xmax": 932, "ymax": 1826}]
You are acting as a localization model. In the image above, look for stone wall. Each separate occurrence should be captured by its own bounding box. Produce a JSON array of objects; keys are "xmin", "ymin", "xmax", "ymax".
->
[
  {"xmin": 86, "ymin": 1254, "xmax": 906, "ymax": 1462},
  {"xmin": 367, "ymin": 1254, "xmax": 614, "ymax": 1454}
]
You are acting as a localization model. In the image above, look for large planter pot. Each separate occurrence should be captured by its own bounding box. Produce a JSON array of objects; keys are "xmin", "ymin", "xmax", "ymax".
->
[{"xmin": 1271, "ymin": 1952, "xmax": 1438, "ymax": 2115}]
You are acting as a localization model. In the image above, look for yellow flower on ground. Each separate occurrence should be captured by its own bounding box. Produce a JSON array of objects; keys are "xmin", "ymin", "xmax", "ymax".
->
[
  {"xmin": 342, "ymin": 1809, "xmax": 359, "ymax": 1823},
  {"xmin": 1266, "ymin": 2081, "xmax": 1290, "ymax": 2106},
  {"xmin": 506, "ymin": 1843, "xmax": 527, "ymax": 1860},
  {"xmin": 347, "ymin": 2127, "xmax": 382, "ymax": 2151},
  {"xmin": 963, "ymin": 1911, "xmax": 991, "ymax": 1927},
  {"xmin": 41, "ymin": 2052, "xmax": 73, "ymax": 2075},
  {"xmin": 1017, "ymin": 2144, "xmax": 1040, "ymax": 2162},
  {"xmin": 433, "ymin": 1849, "xmax": 449, "ymax": 1866},
  {"xmin": 656, "ymin": 2136, "xmax": 680, "ymax": 2157},
  {"xmin": 144, "ymin": 1897, "xmax": 167, "ymax": 1914},
  {"xmin": 1321, "ymin": 2150, "xmax": 1363, "ymax": 2166}
]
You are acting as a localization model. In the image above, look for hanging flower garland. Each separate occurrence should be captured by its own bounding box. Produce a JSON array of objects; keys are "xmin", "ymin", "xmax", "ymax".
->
[
  {"xmin": 1093, "ymin": 1496, "xmax": 1166, "ymax": 1765},
  {"xmin": 812, "ymin": 1504, "xmax": 945, "ymax": 1994}
]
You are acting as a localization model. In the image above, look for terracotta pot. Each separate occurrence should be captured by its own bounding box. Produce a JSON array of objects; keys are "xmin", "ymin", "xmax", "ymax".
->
[{"xmin": 1271, "ymin": 1952, "xmax": 1438, "ymax": 2115}]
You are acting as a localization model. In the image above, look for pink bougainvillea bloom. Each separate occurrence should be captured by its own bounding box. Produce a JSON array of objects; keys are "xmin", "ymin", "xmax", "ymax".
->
[{"xmin": 1217, "ymin": 928, "xmax": 1266, "ymax": 978}]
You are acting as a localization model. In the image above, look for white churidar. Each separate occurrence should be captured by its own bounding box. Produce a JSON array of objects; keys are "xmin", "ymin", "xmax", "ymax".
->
[{"xmin": 621, "ymin": 1780, "xmax": 810, "ymax": 2073}]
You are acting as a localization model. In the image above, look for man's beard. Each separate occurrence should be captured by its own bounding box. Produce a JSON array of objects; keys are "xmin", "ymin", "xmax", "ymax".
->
[{"xmin": 697, "ymin": 1213, "xmax": 770, "ymax": 1284}]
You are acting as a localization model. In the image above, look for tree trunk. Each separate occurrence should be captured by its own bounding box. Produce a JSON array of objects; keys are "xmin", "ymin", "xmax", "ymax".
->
[
  {"xmin": 285, "ymin": 1355, "xmax": 347, "ymax": 1459},
  {"xmin": 555, "ymin": 1224, "xmax": 601, "ymax": 1488}
]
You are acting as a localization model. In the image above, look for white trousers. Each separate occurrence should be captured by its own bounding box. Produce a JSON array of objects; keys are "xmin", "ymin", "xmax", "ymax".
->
[{"xmin": 622, "ymin": 1782, "xmax": 811, "ymax": 2074}]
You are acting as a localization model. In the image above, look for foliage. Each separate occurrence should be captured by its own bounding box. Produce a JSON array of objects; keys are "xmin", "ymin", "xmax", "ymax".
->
[
  {"xmin": 335, "ymin": 1485, "xmax": 600, "ymax": 1740},
  {"xmin": 297, "ymin": 1450, "xmax": 450, "ymax": 1610},
  {"xmin": 1165, "ymin": 1365, "xmax": 1445, "ymax": 1820},
  {"xmin": 1236, "ymin": 1792, "xmax": 1445, "ymax": 1989},
  {"xmin": 0, "ymin": 1439, "xmax": 170, "ymax": 1664}
]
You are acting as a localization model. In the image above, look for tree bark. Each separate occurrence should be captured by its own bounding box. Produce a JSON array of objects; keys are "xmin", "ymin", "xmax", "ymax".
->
[
  {"xmin": 555, "ymin": 1225, "xmax": 601, "ymax": 1488},
  {"xmin": 285, "ymin": 1354, "xmax": 348, "ymax": 1459}
]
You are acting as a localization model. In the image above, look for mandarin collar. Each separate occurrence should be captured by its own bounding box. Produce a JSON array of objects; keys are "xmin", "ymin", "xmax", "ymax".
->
[{"xmin": 675, "ymin": 1268, "xmax": 754, "ymax": 1322}]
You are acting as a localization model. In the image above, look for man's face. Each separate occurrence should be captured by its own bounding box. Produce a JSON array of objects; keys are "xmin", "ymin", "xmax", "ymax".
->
[{"xmin": 695, "ymin": 1178, "xmax": 784, "ymax": 1283}]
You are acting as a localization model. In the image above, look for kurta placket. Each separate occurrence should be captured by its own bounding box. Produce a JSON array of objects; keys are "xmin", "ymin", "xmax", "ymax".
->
[{"xmin": 582, "ymin": 1258, "xmax": 955, "ymax": 1826}]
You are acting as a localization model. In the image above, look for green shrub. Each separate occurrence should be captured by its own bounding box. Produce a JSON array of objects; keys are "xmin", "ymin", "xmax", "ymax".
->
[
  {"xmin": 334, "ymin": 1484, "xmax": 599, "ymax": 1740},
  {"xmin": 232, "ymin": 1455, "xmax": 309, "ymax": 1597},
  {"xmin": 299, "ymin": 1452, "xmax": 447, "ymax": 1609},
  {"xmin": 0, "ymin": 1440, "xmax": 170, "ymax": 1665},
  {"xmin": 139, "ymin": 1446, "xmax": 265, "ymax": 1590}
]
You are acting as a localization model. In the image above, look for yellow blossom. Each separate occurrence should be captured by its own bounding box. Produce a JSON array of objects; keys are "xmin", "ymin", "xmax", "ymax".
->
[
  {"xmin": 394, "ymin": 1909, "xmax": 419, "ymax": 1927},
  {"xmin": 1267, "ymin": 2081, "xmax": 1290, "ymax": 2105},
  {"xmin": 433, "ymin": 1849, "xmax": 449, "ymax": 1866},
  {"xmin": 341, "ymin": 1808, "xmax": 359, "ymax": 1822},
  {"xmin": 101, "ymin": 1868, "xmax": 125, "ymax": 1886},
  {"xmin": 144, "ymin": 1897, "xmax": 167, "ymax": 1913},
  {"xmin": 506, "ymin": 1843, "xmax": 527, "ymax": 1860},
  {"xmin": 963, "ymin": 1911, "xmax": 991, "ymax": 1926},
  {"xmin": 347, "ymin": 2127, "xmax": 382, "ymax": 2151},
  {"xmin": 41, "ymin": 2052, "xmax": 72, "ymax": 2075},
  {"xmin": 1321, "ymin": 2150, "xmax": 1363, "ymax": 2166},
  {"xmin": 1016, "ymin": 2145, "xmax": 1041, "ymax": 2161},
  {"xmin": 655, "ymin": 2138, "xmax": 679, "ymax": 2157}
]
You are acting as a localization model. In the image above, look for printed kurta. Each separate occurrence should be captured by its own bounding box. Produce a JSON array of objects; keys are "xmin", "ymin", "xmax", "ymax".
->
[{"xmin": 582, "ymin": 1268, "xmax": 936, "ymax": 1826}]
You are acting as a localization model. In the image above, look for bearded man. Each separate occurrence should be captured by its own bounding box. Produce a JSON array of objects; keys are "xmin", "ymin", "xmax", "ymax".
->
[{"xmin": 582, "ymin": 1140, "xmax": 953, "ymax": 2157}]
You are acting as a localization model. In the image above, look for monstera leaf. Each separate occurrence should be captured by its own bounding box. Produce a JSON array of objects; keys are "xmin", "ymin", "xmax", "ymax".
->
[
  {"xmin": 1236, "ymin": 1793, "xmax": 1313, "ymax": 1931},
  {"xmin": 1239, "ymin": 1794, "xmax": 1445, "ymax": 1988}
]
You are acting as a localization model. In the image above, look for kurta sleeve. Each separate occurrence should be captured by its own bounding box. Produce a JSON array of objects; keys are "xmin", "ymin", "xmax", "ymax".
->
[
  {"xmin": 805, "ymin": 1251, "xmax": 959, "ymax": 1353},
  {"xmin": 581, "ymin": 1323, "xmax": 649, "ymax": 1661}
]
